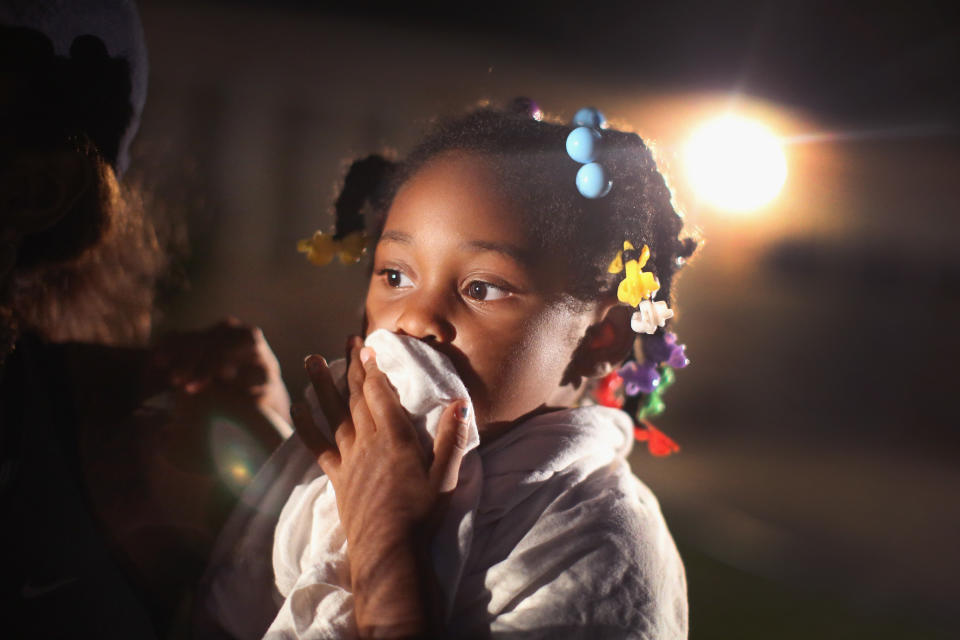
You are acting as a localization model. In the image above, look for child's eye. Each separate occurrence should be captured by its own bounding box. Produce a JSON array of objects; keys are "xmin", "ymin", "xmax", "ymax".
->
[
  {"xmin": 380, "ymin": 269, "xmax": 413, "ymax": 288},
  {"xmin": 465, "ymin": 280, "xmax": 510, "ymax": 302}
]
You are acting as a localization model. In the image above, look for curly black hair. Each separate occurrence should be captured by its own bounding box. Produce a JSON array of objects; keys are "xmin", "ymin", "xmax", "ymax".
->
[
  {"xmin": 1, "ymin": 24, "xmax": 166, "ymax": 350},
  {"xmin": 329, "ymin": 102, "xmax": 697, "ymax": 310}
]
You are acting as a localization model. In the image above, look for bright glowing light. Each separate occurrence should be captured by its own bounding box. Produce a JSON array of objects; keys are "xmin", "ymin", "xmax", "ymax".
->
[{"xmin": 684, "ymin": 115, "xmax": 787, "ymax": 212}]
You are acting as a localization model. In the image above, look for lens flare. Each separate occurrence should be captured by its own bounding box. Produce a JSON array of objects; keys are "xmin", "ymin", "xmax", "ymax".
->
[
  {"xmin": 209, "ymin": 415, "xmax": 267, "ymax": 495},
  {"xmin": 684, "ymin": 115, "xmax": 787, "ymax": 212}
]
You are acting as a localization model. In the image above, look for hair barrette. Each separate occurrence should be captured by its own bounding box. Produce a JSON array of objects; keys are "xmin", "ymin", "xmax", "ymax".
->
[
  {"xmin": 608, "ymin": 241, "xmax": 660, "ymax": 308},
  {"xmin": 566, "ymin": 107, "xmax": 611, "ymax": 199},
  {"xmin": 297, "ymin": 230, "xmax": 367, "ymax": 266}
]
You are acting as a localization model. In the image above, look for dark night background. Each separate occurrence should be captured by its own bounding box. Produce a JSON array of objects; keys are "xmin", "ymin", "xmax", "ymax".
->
[{"xmin": 128, "ymin": 1, "xmax": 958, "ymax": 637}]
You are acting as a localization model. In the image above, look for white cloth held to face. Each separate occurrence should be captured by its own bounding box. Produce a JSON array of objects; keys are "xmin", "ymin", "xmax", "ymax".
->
[{"xmin": 273, "ymin": 329, "xmax": 483, "ymax": 638}]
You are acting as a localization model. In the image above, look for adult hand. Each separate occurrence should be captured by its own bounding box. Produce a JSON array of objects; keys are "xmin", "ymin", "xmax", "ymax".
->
[
  {"xmin": 151, "ymin": 318, "xmax": 290, "ymax": 421},
  {"xmin": 291, "ymin": 335, "xmax": 470, "ymax": 637}
]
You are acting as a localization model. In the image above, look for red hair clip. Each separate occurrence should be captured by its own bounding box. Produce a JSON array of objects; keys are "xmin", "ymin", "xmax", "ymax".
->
[{"xmin": 634, "ymin": 420, "xmax": 680, "ymax": 457}]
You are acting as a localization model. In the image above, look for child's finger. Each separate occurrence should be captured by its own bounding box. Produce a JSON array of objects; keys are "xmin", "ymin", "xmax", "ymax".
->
[
  {"xmin": 290, "ymin": 401, "xmax": 340, "ymax": 477},
  {"xmin": 345, "ymin": 336, "xmax": 365, "ymax": 403},
  {"xmin": 430, "ymin": 400, "xmax": 471, "ymax": 495},
  {"xmin": 305, "ymin": 355, "xmax": 347, "ymax": 424},
  {"xmin": 344, "ymin": 334, "xmax": 359, "ymax": 368},
  {"xmin": 346, "ymin": 340, "xmax": 376, "ymax": 438},
  {"xmin": 359, "ymin": 347, "xmax": 416, "ymax": 444},
  {"xmin": 305, "ymin": 354, "xmax": 354, "ymax": 450}
]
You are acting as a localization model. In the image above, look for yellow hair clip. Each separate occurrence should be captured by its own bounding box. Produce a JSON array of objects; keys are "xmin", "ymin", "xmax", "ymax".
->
[
  {"xmin": 608, "ymin": 241, "xmax": 659, "ymax": 307},
  {"xmin": 297, "ymin": 230, "xmax": 367, "ymax": 266},
  {"xmin": 337, "ymin": 231, "xmax": 367, "ymax": 263}
]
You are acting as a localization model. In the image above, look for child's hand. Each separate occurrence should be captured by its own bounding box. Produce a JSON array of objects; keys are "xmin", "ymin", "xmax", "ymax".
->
[{"xmin": 292, "ymin": 336, "xmax": 470, "ymax": 635}]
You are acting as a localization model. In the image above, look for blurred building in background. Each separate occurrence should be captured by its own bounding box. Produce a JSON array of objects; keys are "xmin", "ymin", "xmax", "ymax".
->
[{"xmin": 133, "ymin": 2, "xmax": 959, "ymax": 637}]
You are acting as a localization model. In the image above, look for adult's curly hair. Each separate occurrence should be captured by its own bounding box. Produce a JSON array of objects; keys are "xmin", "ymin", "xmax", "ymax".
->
[
  {"xmin": 0, "ymin": 24, "xmax": 167, "ymax": 351},
  {"xmin": 5, "ymin": 152, "xmax": 167, "ymax": 347}
]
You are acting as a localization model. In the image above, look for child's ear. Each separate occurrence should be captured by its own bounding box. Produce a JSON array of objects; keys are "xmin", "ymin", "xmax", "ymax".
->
[{"xmin": 564, "ymin": 304, "xmax": 635, "ymax": 384}]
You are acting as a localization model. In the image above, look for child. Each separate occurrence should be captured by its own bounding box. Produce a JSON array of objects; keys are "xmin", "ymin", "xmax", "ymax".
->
[{"xmin": 200, "ymin": 102, "xmax": 696, "ymax": 639}]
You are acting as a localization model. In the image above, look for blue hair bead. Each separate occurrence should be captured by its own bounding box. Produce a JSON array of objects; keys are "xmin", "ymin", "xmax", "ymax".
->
[
  {"xmin": 576, "ymin": 162, "xmax": 612, "ymax": 199},
  {"xmin": 566, "ymin": 126, "xmax": 601, "ymax": 164},
  {"xmin": 572, "ymin": 107, "xmax": 607, "ymax": 129}
]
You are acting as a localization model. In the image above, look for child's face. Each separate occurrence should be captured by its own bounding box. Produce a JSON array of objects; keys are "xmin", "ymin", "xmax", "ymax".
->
[{"xmin": 365, "ymin": 152, "xmax": 602, "ymax": 434}]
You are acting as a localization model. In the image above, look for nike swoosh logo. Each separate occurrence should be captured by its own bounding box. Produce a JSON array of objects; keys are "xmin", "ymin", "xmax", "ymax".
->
[{"xmin": 21, "ymin": 576, "xmax": 79, "ymax": 598}]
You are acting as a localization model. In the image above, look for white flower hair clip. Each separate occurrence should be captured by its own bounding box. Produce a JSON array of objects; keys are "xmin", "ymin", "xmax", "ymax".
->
[{"xmin": 630, "ymin": 299, "xmax": 674, "ymax": 334}]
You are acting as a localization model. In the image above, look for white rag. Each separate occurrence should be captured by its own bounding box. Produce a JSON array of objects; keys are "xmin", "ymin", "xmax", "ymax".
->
[
  {"xmin": 199, "ymin": 329, "xmax": 687, "ymax": 639},
  {"xmin": 269, "ymin": 329, "xmax": 482, "ymax": 638}
]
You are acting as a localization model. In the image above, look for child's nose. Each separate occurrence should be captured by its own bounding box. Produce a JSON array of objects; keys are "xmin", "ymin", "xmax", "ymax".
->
[{"xmin": 395, "ymin": 289, "xmax": 456, "ymax": 343}]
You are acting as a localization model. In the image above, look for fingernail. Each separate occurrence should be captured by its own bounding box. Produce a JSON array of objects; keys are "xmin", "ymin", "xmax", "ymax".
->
[
  {"xmin": 305, "ymin": 355, "xmax": 324, "ymax": 373},
  {"xmin": 359, "ymin": 347, "xmax": 373, "ymax": 364},
  {"xmin": 457, "ymin": 402, "xmax": 471, "ymax": 422}
]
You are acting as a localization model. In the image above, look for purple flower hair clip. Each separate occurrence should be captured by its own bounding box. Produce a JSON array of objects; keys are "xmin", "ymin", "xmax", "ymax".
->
[
  {"xmin": 616, "ymin": 331, "xmax": 690, "ymax": 400},
  {"xmin": 618, "ymin": 361, "xmax": 660, "ymax": 396},
  {"xmin": 643, "ymin": 331, "xmax": 690, "ymax": 370}
]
